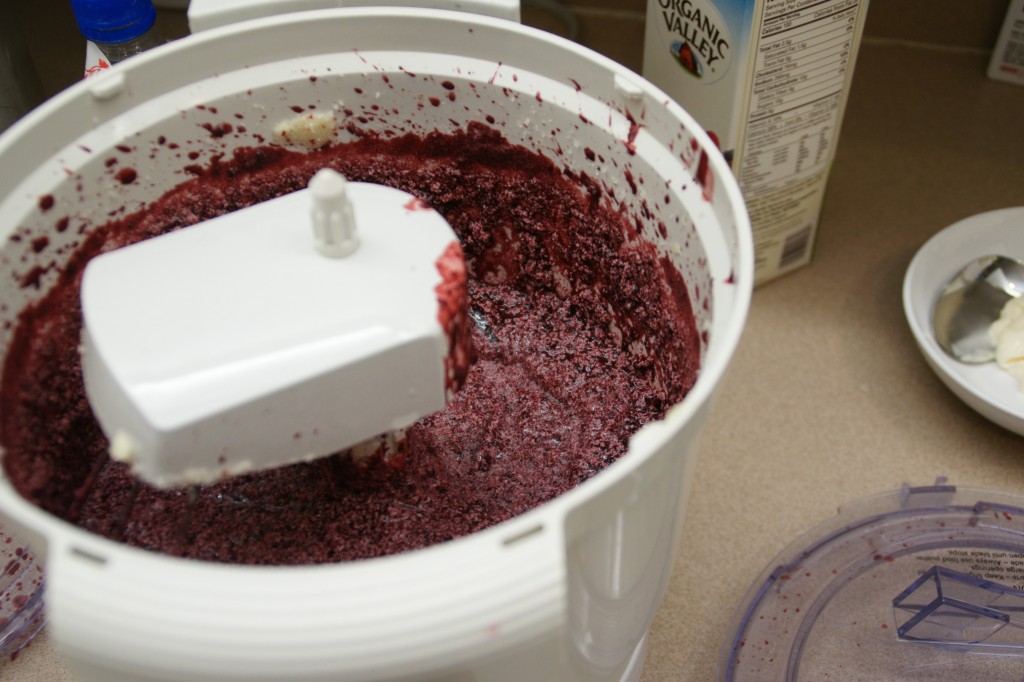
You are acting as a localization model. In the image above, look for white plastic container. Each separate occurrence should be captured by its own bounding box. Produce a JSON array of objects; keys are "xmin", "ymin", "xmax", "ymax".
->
[
  {"xmin": 0, "ymin": 9, "xmax": 752, "ymax": 681},
  {"xmin": 186, "ymin": 0, "xmax": 520, "ymax": 31}
]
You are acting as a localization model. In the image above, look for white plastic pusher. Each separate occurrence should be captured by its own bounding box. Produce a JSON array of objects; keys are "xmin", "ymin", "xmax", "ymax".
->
[{"xmin": 80, "ymin": 170, "xmax": 467, "ymax": 488}]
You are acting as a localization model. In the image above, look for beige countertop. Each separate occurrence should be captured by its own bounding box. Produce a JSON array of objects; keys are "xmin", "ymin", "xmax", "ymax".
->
[
  {"xmin": 641, "ymin": 38, "xmax": 1024, "ymax": 680},
  {"xmin": 3, "ymin": 3, "xmax": 1024, "ymax": 681}
]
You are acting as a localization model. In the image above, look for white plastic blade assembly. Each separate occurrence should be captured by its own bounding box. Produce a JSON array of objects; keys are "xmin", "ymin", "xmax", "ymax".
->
[{"xmin": 80, "ymin": 170, "xmax": 468, "ymax": 488}]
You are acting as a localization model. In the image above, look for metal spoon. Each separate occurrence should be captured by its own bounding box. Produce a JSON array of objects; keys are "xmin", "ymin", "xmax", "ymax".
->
[{"xmin": 933, "ymin": 255, "xmax": 1024, "ymax": 363}]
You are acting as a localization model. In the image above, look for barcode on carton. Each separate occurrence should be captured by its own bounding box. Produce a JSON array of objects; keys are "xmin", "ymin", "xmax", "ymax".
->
[{"xmin": 780, "ymin": 223, "xmax": 813, "ymax": 270}]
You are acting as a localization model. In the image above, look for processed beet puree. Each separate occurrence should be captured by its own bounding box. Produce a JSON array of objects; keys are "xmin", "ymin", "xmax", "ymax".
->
[{"xmin": 0, "ymin": 123, "xmax": 700, "ymax": 565}]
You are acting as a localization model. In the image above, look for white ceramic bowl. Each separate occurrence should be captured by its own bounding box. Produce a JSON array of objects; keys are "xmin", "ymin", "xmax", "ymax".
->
[{"xmin": 902, "ymin": 206, "xmax": 1024, "ymax": 436}]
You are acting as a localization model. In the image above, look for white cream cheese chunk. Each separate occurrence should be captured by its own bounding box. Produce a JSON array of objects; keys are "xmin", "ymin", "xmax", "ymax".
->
[
  {"xmin": 989, "ymin": 296, "xmax": 1024, "ymax": 389},
  {"xmin": 273, "ymin": 110, "xmax": 337, "ymax": 147}
]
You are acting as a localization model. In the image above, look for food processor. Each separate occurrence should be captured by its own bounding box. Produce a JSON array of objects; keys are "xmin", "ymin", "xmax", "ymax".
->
[{"xmin": 0, "ymin": 7, "xmax": 752, "ymax": 681}]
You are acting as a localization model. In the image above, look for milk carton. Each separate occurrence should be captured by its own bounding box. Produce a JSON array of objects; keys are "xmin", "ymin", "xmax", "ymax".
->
[
  {"xmin": 989, "ymin": 0, "xmax": 1024, "ymax": 86},
  {"xmin": 644, "ymin": 0, "xmax": 871, "ymax": 285}
]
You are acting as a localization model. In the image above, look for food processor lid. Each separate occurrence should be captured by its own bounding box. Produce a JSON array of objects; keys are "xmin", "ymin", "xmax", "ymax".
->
[
  {"xmin": 69, "ymin": 0, "xmax": 157, "ymax": 44},
  {"xmin": 721, "ymin": 479, "xmax": 1024, "ymax": 681},
  {"xmin": 0, "ymin": 520, "xmax": 45, "ymax": 657}
]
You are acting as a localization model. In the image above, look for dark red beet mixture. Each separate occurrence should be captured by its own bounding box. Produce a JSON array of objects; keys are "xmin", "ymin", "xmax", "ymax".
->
[{"xmin": 0, "ymin": 123, "xmax": 699, "ymax": 565}]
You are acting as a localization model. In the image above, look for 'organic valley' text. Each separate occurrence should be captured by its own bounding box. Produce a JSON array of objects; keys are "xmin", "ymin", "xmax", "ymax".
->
[{"xmin": 659, "ymin": 0, "xmax": 730, "ymax": 67}]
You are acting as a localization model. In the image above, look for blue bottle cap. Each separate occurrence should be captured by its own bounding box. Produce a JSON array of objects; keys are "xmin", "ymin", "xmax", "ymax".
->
[{"xmin": 70, "ymin": 0, "xmax": 157, "ymax": 45}]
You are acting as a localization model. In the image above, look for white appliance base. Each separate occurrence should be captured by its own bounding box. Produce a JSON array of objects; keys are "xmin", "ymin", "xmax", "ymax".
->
[{"xmin": 620, "ymin": 634, "xmax": 649, "ymax": 682}]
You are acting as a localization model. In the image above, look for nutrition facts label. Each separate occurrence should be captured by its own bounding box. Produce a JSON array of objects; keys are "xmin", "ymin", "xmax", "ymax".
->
[
  {"xmin": 740, "ymin": 0, "xmax": 861, "ymax": 193},
  {"xmin": 734, "ymin": 0, "xmax": 867, "ymax": 277}
]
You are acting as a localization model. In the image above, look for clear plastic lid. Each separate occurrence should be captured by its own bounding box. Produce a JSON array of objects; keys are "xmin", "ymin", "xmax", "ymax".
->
[
  {"xmin": 721, "ymin": 480, "xmax": 1024, "ymax": 680},
  {"xmin": 0, "ymin": 521, "xmax": 44, "ymax": 658}
]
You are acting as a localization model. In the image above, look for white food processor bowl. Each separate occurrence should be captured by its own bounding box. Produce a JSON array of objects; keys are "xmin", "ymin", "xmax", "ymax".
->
[{"xmin": 0, "ymin": 8, "xmax": 752, "ymax": 682}]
